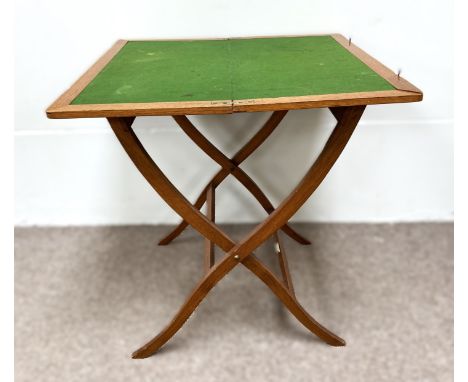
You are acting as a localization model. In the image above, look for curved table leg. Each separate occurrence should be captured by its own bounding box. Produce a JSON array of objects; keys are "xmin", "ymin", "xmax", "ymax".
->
[
  {"xmin": 132, "ymin": 251, "xmax": 344, "ymax": 359},
  {"xmin": 107, "ymin": 105, "xmax": 365, "ymax": 358},
  {"xmin": 159, "ymin": 111, "xmax": 311, "ymax": 246},
  {"xmin": 242, "ymin": 254, "xmax": 344, "ymax": 346},
  {"xmin": 157, "ymin": 172, "xmax": 226, "ymax": 245}
]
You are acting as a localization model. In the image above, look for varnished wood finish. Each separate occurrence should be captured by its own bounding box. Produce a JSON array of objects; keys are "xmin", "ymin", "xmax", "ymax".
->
[
  {"xmin": 47, "ymin": 100, "xmax": 233, "ymax": 119},
  {"xmin": 331, "ymin": 34, "xmax": 422, "ymax": 94},
  {"xmin": 275, "ymin": 232, "xmax": 295, "ymax": 296},
  {"xmin": 107, "ymin": 105, "xmax": 364, "ymax": 358},
  {"xmin": 242, "ymin": 255, "xmax": 342, "ymax": 344},
  {"xmin": 45, "ymin": 34, "xmax": 423, "ymax": 360},
  {"xmin": 329, "ymin": 106, "xmax": 347, "ymax": 121},
  {"xmin": 107, "ymin": 117, "xmax": 233, "ymax": 250},
  {"xmin": 204, "ymin": 185, "xmax": 215, "ymax": 273},
  {"xmin": 159, "ymin": 111, "xmax": 310, "ymax": 246},
  {"xmin": 229, "ymin": 106, "xmax": 366, "ymax": 260},
  {"xmin": 170, "ymin": 113, "xmax": 310, "ymax": 245},
  {"xmin": 47, "ymin": 40, "xmax": 127, "ymax": 115},
  {"xmin": 232, "ymin": 90, "xmax": 420, "ymax": 113}
]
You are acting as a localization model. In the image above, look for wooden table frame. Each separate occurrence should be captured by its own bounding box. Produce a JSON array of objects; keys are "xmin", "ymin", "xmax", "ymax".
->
[
  {"xmin": 46, "ymin": 34, "xmax": 422, "ymax": 359},
  {"xmin": 107, "ymin": 105, "xmax": 365, "ymax": 358},
  {"xmin": 46, "ymin": 34, "xmax": 422, "ymax": 119},
  {"xmin": 159, "ymin": 111, "xmax": 311, "ymax": 246}
]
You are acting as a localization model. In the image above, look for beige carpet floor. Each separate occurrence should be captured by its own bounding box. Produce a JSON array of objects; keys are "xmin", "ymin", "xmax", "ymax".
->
[{"xmin": 15, "ymin": 223, "xmax": 453, "ymax": 381}]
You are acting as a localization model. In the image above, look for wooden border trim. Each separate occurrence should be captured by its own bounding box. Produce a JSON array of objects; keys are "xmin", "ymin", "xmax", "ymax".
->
[
  {"xmin": 46, "ymin": 40, "xmax": 128, "ymax": 115},
  {"xmin": 46, "ymin": 35, "xmax": 423, "ymax": 118},
  {"xmin": 331, "ymin": 34, "xmax": 422, "ymax": 94},
  {"xmin": 233, "ymin": 90, "xmax": 421, "ymax": 113},
  {"xmin": 48, "ymin": 89, "xmax": 421, "ymax": 118},
  {"xmin": 47, "ymin": 100, "xmax": 233, "ymax": 118}
]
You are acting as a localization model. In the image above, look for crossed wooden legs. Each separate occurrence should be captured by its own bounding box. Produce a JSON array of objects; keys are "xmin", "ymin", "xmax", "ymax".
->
[
  {"xmin": 158, "ymin": 111, "xmax": 311, "ymax": 246},
  {"xmin": 107, "ymin": 105, "xmax": 366, "ymax": 358}
]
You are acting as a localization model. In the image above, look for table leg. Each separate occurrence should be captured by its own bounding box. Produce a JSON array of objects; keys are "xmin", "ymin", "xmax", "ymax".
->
[
  {"xmin": 204, "ymin": 185, "xmax": 215, "ymax": 273},
  {"xmin": 107, "ymin": 105, "xmax": 365, "ymax": 358},
  {"xmin": 158, "ymin": 111, "xmax": 311, "ymax": 246},
  {"xmin": 275, "ymin": 232, "xmax": 295, "ymax": 297}
]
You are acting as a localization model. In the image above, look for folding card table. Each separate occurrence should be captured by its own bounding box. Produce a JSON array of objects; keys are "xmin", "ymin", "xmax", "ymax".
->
[{"xmin": 47, "ymin": 35, "xmax": 422, "ymax": 358}]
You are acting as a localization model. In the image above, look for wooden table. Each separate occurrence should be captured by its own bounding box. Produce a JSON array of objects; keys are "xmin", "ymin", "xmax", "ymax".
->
[{"xmin": 47, "ymin": 34, "xmax": 422, "ymax": 359}]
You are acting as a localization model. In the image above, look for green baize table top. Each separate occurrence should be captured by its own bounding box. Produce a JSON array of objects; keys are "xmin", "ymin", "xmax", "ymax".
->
[{"xmin": 71, "ymin": 36, "xmax": 395, "ymax": 105}]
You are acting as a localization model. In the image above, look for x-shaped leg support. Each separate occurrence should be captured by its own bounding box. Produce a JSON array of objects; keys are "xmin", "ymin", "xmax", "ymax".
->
[
  {"xmin": 158, "ymin": 111, "xmax": 311, "ymax": 246},
  {"xmin": 107, "ymin": 105, "xmax": 366, "ymax": 358}
]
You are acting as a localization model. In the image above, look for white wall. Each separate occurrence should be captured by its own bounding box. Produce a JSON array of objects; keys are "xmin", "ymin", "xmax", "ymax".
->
[{"xmin": 15, "ymin": 0, "xmax": 453, "ymax": 225}]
